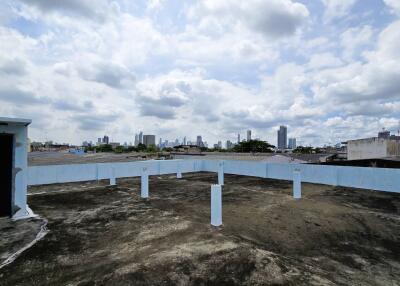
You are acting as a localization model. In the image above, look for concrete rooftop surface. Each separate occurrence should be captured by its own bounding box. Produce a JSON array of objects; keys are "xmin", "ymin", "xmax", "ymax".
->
[{"xmin": 1, "ymin": 172, "xmax": 399, "ymax": 285}]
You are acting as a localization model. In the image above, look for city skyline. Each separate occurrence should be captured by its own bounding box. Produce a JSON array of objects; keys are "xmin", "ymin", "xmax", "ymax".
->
[
  {"xmin": 91, "ymin": 126, "xmax": 301, "ymax": 149},
  {"xmin": 0, "ymin": 1, "xmax": 399, "ymax": 146}
]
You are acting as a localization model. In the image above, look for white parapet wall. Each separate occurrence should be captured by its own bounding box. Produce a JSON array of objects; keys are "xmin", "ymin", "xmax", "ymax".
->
[{"xmin": 27, "ymin": 159, "xmax": 400, "ymax": 193}]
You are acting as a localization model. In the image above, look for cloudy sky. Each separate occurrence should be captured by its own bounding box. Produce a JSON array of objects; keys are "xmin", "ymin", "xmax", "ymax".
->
[{"xmin": 1, "ymin": 0, "xmax": 400, "ymax": 146}]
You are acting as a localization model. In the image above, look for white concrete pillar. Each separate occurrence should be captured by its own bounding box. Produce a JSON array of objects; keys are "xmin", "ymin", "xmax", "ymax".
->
[
  {"xmin": 293, "ymin": 168, "xmax": 301, "ymax": 199},
  {"xmin": 211, "ymin": 184, "xmax": 222, "ymax": 226},
  {"xmin": 96, "ymin": 164, "xmax": 99, "ymax": 181},
  {"xmin": 109, "ymin": 167, "xmax": 116, "ymax": 186},
  {"xmin": 177, "ymin": 162, "xmax": 182, "ymax": 179},
  {"xmin": 141, "ymin": 167, "xmax": 149, "ymax": 198},
  {"xmin": 218, "ymin": 160, "xmax": 224, "ymax": 186}
]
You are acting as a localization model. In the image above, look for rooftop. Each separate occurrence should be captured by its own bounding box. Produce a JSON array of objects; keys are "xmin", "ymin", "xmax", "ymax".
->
[
  {"xmin": 0, "ymin": 117, "xmax": 32, "ymax": 126},
  {"xmin": 1, "ymin": 172, "xmax": 399, "ymax": 285}
]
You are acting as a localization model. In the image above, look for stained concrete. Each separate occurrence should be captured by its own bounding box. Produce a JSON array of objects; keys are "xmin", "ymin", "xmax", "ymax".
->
[{"xmin": 0, "ymin": 173, "xmax": 399, "ymax": 285}]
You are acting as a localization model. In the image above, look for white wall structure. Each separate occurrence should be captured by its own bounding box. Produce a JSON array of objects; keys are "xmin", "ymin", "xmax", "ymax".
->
[
  {"xmin": 28, "ymin": 159, "xmax": 400, "ymax": 193},
  {"xmin": 347, "ymin": 137, "xmax": 400, "ymax": 160},
  {"xmin": 25, "ymin": 156, "xmax": 400, "ymax": 226},
  {"xmin": 24, "ymin": 158, "xmax": 400, "ymax": 225},
  {"xmin": 0, "ymin": 117, "xmax": 35, "ymax": 220}
]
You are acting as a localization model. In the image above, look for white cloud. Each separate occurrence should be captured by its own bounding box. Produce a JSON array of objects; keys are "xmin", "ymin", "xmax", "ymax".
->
[
  {"xmin": 340, "ymin": 25, "xmax": 374, "ymax": 61},
  {"xmin": 307, "ymin": 53, "xmax": 343, "ymax": 69},
  {"xmin": 322, "ymin": 0, "xmax": 358, "ymax": 22},
  {"xmin": 383, "ymin": 0, "xmax": 400, "ymax": 15},
  {"xmin": 187, "ymin": 0, "xmax": 309, "ymax": 39},
  {"xmin": 0, "ymin": 0, "xmax": 399, "ymax": 146},
  {"xmin": 313, "ymin": 20, "xmax": 400, "ymax": 114}
]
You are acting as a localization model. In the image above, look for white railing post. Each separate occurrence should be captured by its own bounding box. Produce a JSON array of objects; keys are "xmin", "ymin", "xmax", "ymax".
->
[
  {"xmin": 218, "ymin": 160, "xmax": 224, "ymax": 185},
  {"xmin": 96, "ymin": 163, "xmax": 99, "ymax": 181},
  {"xmin": 141, "ymin": 167, "xmax": 149, "ymax": 198},
  {"xmin": 293, "ymin": 168, "xmax": 301, "ymax": 199},
  {"xmin": 211, "ymin": 184, "xmax": 222, "ymax": 226},
  {"xmin": 109, "ymin": 166, "xmax": 116, "ymax": 186},
  {"xmin": 177, "ymin": 161, "xmax": 182, "ymax": 179}
]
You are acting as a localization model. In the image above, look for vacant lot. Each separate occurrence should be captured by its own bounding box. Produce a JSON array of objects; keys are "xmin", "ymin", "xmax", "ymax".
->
[{"xmin": 1, "ymin": 173, "xmax": 399, "ymax": 285}]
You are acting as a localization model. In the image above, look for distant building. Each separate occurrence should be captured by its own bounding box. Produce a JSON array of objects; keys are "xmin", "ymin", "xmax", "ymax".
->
[
  {"xmin": 226, "ymin": 140, "xmax": 233, "ymax": 149},
  {"xmin": 103, "ymin": 135, "xmax": 109, "ymax": 144},
  {"xmin": 183, "ymin": 136, "xmax": 186, "ymax": 145},
  {"xmin": 134, "ymin": 134, "xmax": 139, "ymax": 146},
  {"xmin": 109, "ymin": 142, "xmax": 120, "ymax": 149},
  {"xmin": 196, "ymin": 135, "xmax": 203, "ymax": 147},
  {"xmin": 277, "ymin": 126, "xmax": 287, "ymax": 150},
  {"xmin": 139, "ymin": 132, "xmax": 143, "ymax": 144},
  {"xmin": 69, "ymin": 148, "xmax": 85, "ymax": 155},
  {"xmin": 172, "ymin": 145, "xmax": 201, "ymax": 155},
  {"xmin": 237, "ymin": 133, "xmax": 240, "ymax": 144},
  {"xmin": 378, "ymin": 129, "xmax": 390, "ymax": 139},
  {"xmin": 288, "ymin": 138, "xmax": 297, "ymax": 149},
  {"xmin": 143, "ymin": 135, "xmax": 156, "ymax": 147},
  {"xmin": 247, "ymin": 130, "xmax": 251, "ymax": 141},
  {"xmin": 347, "ymin": 137, "xmax": 400, "ymax": 160}
]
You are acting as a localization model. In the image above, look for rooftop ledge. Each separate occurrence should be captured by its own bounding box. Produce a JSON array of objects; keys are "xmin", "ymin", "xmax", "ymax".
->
[{"xmin": 0, "ymin": 117, "xmax": 32, "ymax": 126}]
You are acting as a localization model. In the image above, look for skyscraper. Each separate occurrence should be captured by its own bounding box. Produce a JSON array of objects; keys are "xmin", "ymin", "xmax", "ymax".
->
[
  {"xmin": 139, "ymin": 131, "xmax": 143, "ymax": 144},
  {"xmin": 277, "ymin": 126, "xmax": 287, "ymax": 150},
  {"xmin": 143, "ymin": 135, "xmax": 155, "ymax": 147},
  {"xmin": 183, "ymin": 136, "xmax": 187, "ymax": 145},
  {"xmin": 237, "ymin": 133, "xmax": 240, "ymax": 144},
  {"xmin": 247, "ymin": 130, "xmax": 251, "ymax": 141},
  {"xmin": 134, "ymin": 134, "xmax": 139, "ymax": 146},
  {"xmin": 288, "ymin": 138, "xmax": 297, "ymax": 149},
  {"xmin": 196, "ymin": 135, "xmax": 203, "ymax": 147},
  {"xmin": 103, "ymin": 135, "xmax": 109, "ymax": 144}
]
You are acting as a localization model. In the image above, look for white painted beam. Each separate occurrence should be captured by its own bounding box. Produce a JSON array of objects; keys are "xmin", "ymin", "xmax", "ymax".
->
[
  {"xmin": 211, "ymin": 184, "xmax": 222, "ymax": 226},
  {"xmin": 293, "ymin": 168, "xmax": 301, "ymax": 199},
  {"xmin": 109, "ymin": 167, "xmax": 116, "ymax": 186},
  {"xmin": 141, "ymin": 167, "xmax": 149, "ymax": 198},
  {"xmin": 218, "ymin": 160, "xmax": 224, "ymax": 185}
]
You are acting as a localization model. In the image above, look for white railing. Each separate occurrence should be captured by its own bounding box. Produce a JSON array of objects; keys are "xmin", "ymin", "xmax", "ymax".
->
[
  {"xmin": 28, "ymin": 159, "xmax": 400, "ymax": 226},
  {"xmin": 28, "ymin": 159, "xmax": 400, "ymax": 193}
]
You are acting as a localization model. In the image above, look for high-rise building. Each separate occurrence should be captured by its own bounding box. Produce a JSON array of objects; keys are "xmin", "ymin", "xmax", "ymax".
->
[
  {"xmin": 143, "ymin": 135, "xmax": 156, "ymax": 147},
  {"xmin": 183, "ymin": 136, "xmax": 187, "ymax": 145},
  {"xmin": 288, "ymin": 138, "xmax": 297, "ymax": 149},
  {"xmin": 247, "ymin": 130, "xmax": 251, "ymax": 141},
  {"xmin": 196, "ymin": 135, "xmax": 203, "ymax": 147},
  {"xmin": 277, "ymin": 126, "xmax": 287, "ymax": 150},
  {"xmin": 103, "ymin": 135, "xmax": 109, "ymax": 144},
  {"xmin": 237, "ymin": 133, "xmax": 240, "ymax": 144},
  {"xmin": 139, "ymin": 132, "xmax": 143, "ymax": 144},
  {"xmin": 217, "ymin": 141, "xmax": 222, "ymax": 149},
  {"xmin": 226, "ymin": 140, "xmax": 233, "ymax": 149},
  {"xmin": 134, "ymin": 134, "xmax": 139, "ymax": 146}
]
